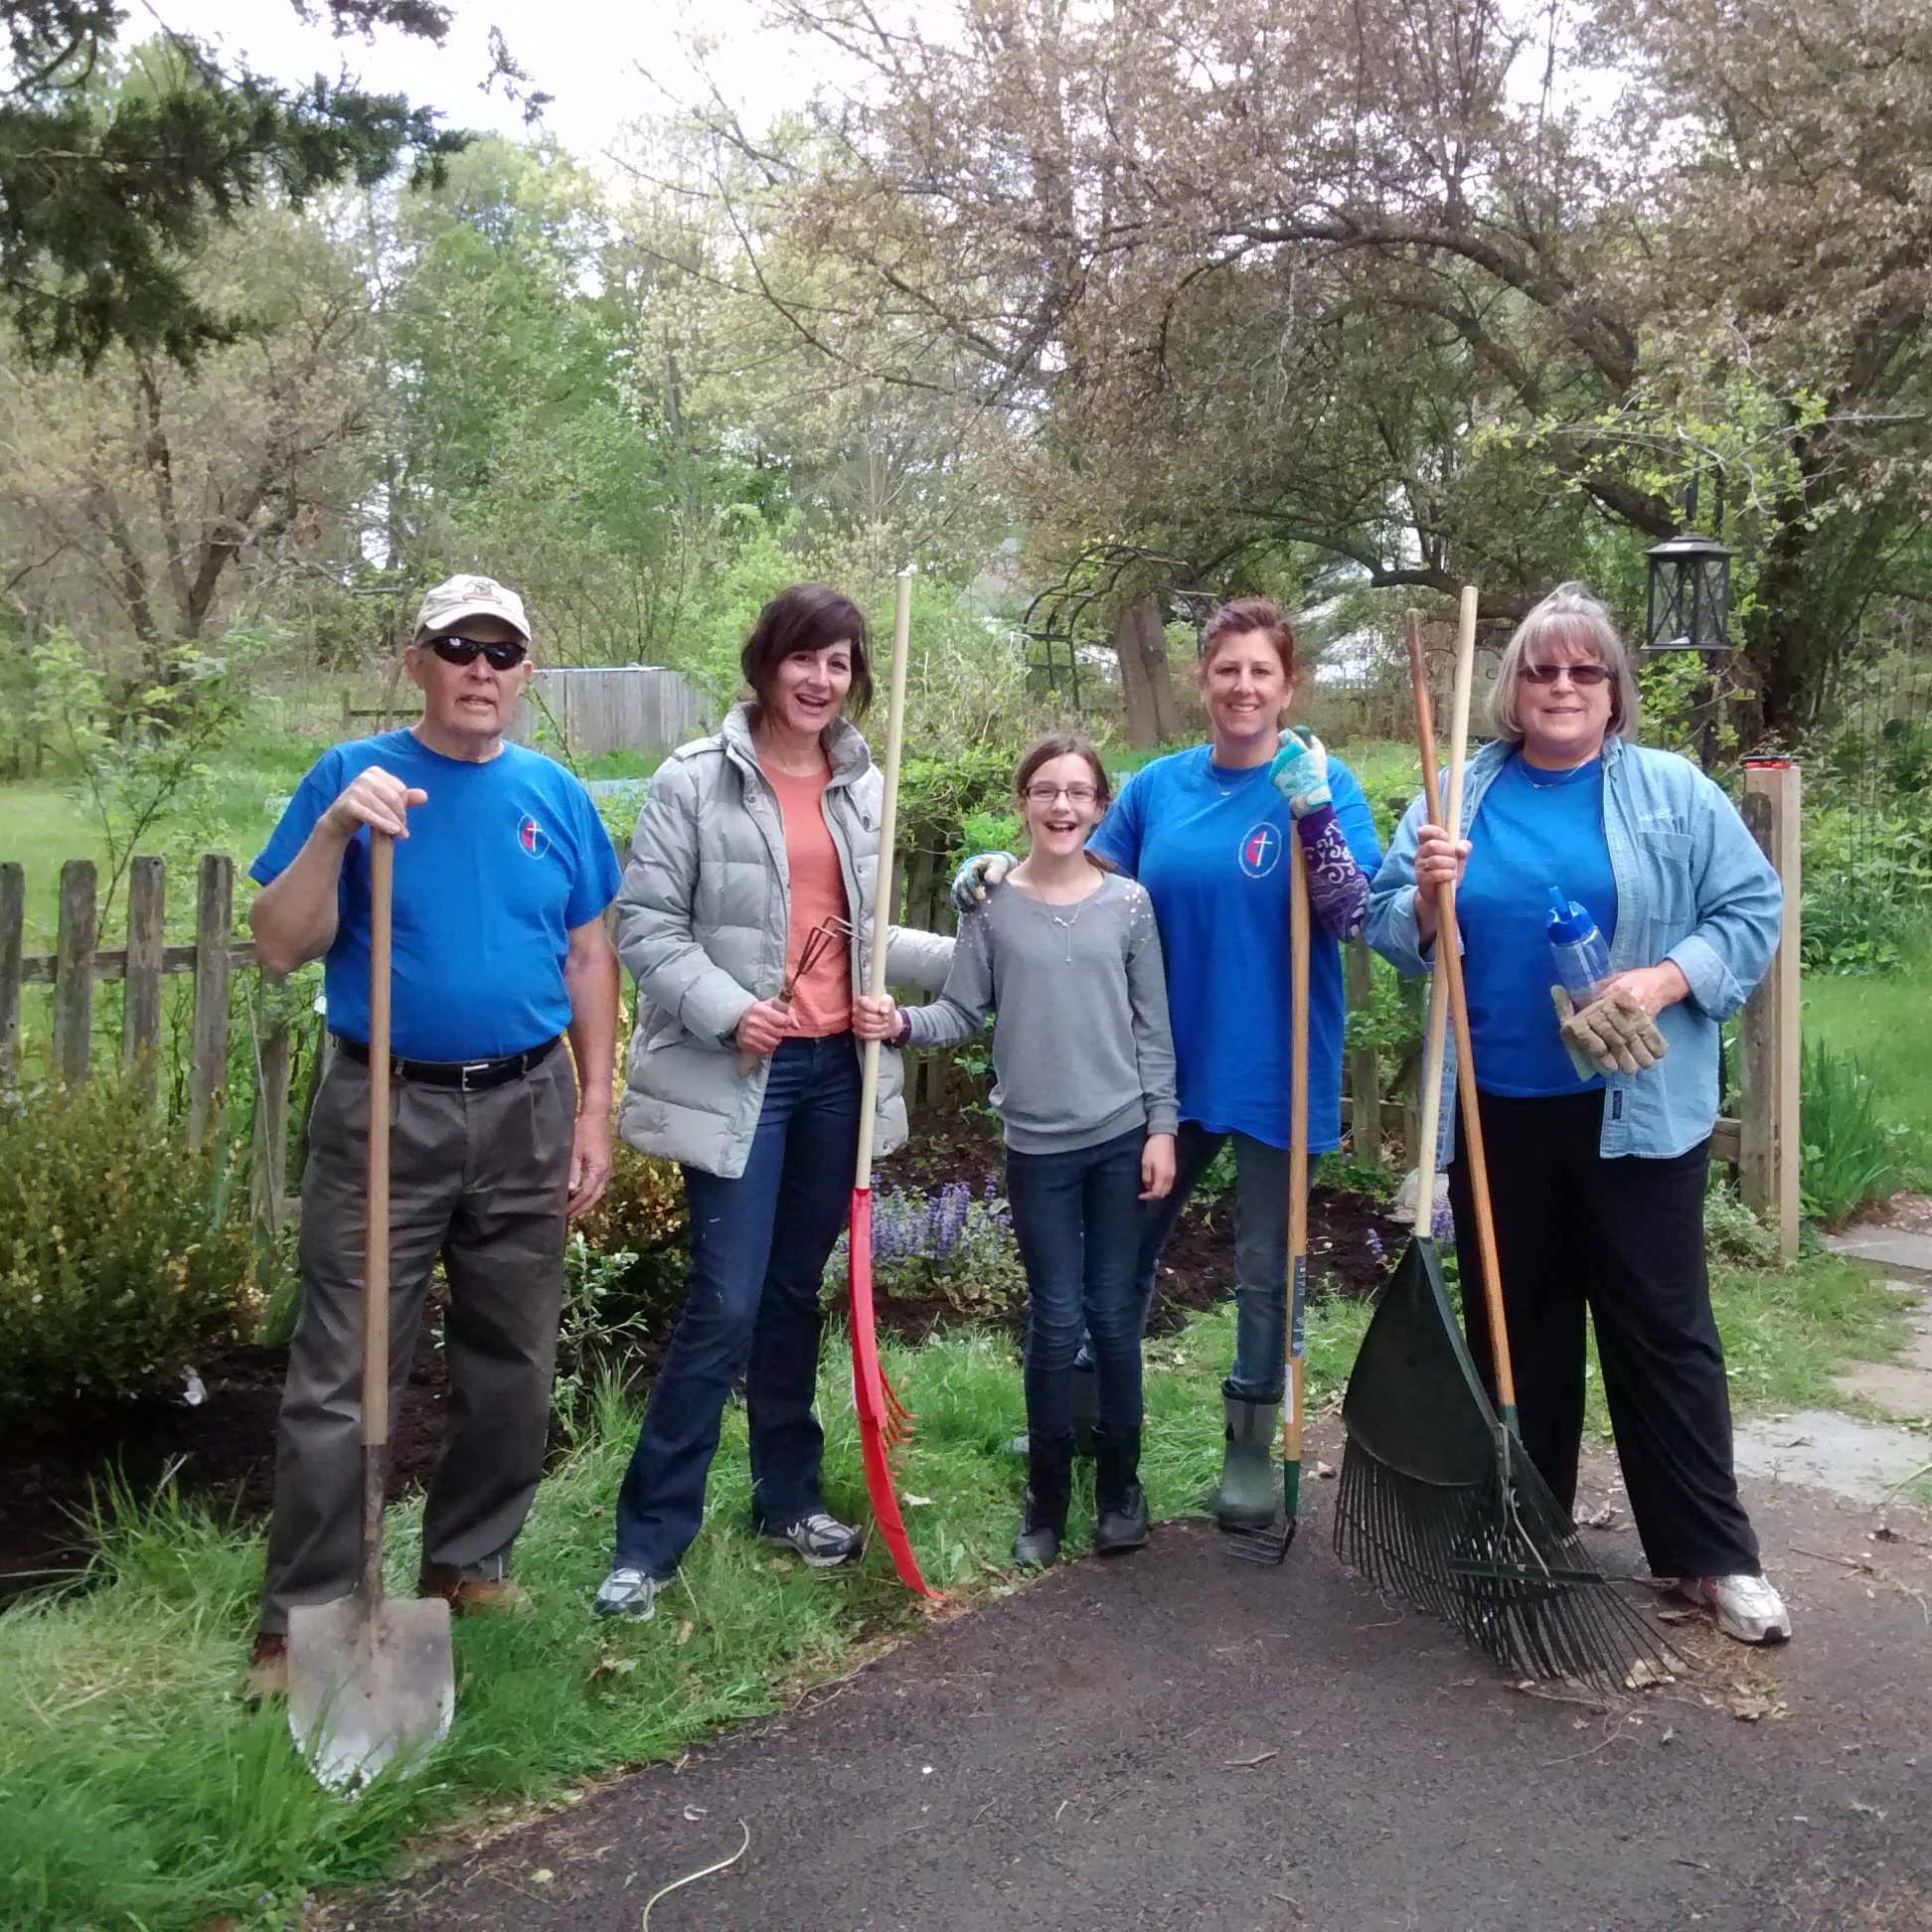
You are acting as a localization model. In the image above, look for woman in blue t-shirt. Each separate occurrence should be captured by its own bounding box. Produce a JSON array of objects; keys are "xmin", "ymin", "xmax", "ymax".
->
[
  {"xmin": 1367, "ymin": 581, "xmax": 1790, "ymax": 1647},
  {"xmin": 956, "ymin": 597, "xmax": 1383, "ymax": 1524}
]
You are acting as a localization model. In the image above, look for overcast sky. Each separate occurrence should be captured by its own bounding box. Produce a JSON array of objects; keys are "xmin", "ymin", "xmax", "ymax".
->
[{"xmin": 148, "ymin": 1, "xmax": 836, "ymax": 162}]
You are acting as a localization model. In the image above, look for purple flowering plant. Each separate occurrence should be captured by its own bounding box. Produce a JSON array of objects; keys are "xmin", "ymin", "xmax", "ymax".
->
[{"xmin": 831, "ymin": 1174, "xmax": 1027, "ymax": 1314}]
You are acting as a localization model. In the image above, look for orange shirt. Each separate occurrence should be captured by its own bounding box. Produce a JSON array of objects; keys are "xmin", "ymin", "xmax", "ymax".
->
[{"xmin": 762, "ymin": 761, "xmax": 853, "ymax": 1037}]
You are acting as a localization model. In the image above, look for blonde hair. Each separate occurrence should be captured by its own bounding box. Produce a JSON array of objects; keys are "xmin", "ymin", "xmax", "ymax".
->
[{"xmin": 1488, "ymin": 581, "xmax": 1642, "ymax": 743}]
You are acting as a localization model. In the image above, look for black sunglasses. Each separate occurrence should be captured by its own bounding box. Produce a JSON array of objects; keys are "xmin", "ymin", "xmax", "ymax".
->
[{"xmin": 428, "ymin": 634, "xmax": 529, "ymax": 671}]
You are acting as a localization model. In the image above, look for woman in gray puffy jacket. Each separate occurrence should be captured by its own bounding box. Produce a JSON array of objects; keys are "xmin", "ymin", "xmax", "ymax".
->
[{"xmin": 592, "ymin": 585, "xmax": 952, "ymax": 1621}]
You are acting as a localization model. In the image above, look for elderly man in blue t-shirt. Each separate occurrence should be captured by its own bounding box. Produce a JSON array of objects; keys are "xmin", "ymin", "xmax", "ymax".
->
[{"xmin": 244, "ymin": 574, "xmax": 621, "ymax": 1698}]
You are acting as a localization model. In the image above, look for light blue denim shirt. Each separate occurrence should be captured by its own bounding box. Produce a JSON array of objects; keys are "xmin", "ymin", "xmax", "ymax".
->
[{"xmin": 1367, "ymin": 736, "xmax": 1784, "ymax": 1161}]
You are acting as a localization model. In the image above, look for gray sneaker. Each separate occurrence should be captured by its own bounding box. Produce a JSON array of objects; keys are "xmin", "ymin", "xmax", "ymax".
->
[
  {"xmin": 759, "ymin": 1511, "xmax": 862, "ymax": 1567},
  {"xmin": 592, "ymin": 1565, "xmax": 666, "ymax": 1620}
]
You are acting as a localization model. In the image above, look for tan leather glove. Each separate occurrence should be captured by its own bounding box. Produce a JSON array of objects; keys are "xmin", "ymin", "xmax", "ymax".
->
[{"xmin": 1550, "ymin": 986, "xmax": 1670, "ymax": 1078}]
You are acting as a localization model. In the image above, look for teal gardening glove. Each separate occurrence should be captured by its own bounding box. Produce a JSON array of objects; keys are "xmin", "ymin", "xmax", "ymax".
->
[
  {"xmin": 949, "ymin": 851, "xmax": 1016, "ymax": 914},
  {"xmin": 1267, "ymin": 726, "xmax": 1333, "ymax": 818}
]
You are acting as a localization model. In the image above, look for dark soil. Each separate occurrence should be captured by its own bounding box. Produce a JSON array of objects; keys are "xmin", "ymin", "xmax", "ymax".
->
[
  {"xmin": 0, "ymin": 1108, "xmax": 1403, "ymax": 1603},
  {"xmin": 876, "ymin": 1107, "xmax": 1402, "ymax": 1339},
  {"xmin": 0, "ymin": 1322, "xmax": 449, "ymax": 1604}
]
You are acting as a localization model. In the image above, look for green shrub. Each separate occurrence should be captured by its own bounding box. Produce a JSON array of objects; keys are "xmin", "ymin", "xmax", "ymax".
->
[
  {"xmin": 1799, "ymin": 1040, "xmax": 1905, "ymax": 1224},
  {"xmin": 1703, "ymin": 1180, "xmax": 1781, "ymax": 1269},
  {"xmin": 0, "ymin": 1076, "xmax": 258, "ymax": 1408},
  {"xmin": 1801, "ymin": 802, "xmax": 1932, "ymax": 975}
]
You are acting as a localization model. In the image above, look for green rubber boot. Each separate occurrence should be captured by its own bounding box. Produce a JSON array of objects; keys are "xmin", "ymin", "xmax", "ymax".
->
[{"xmin": 1210, "ymin": 1394, "xmax": 1279, "ymax": 1529}]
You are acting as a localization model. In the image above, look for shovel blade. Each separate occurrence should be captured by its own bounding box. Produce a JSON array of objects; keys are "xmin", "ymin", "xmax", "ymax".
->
[{"xmin": 286, "ymin": 1592, "xmax": 453, "ymax": 1793}]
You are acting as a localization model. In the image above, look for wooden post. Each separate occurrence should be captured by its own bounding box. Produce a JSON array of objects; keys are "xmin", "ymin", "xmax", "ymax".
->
[
  {"xmin": 1398, "ymin": 971, "xmax": 1426, "ymax": 1165},
  {"xmin": 0, "ymin": 863, "xmax": 22, "ymax": 1096},
  {"xmin": 252, "ymin": 1018, "xmax": 293, "ymax": 1235},
  {"xmin": 52, "ymin": 860, "xmax": 97, "ymax": 1088},
  {"xmin": 1738, "ymin": 761, "xmax": 1802, "ymax": 1260},
  {"xmin": 123, "ymin": 856, "xmax": 167, "ymax": 1100},
  {"xmin": 189, "ymin": 854, "xmax": 235, "ymax": 1148},
  {"xmin": 1345, "ymin": 936, "xmax": 1381, "ymax": 1161}
]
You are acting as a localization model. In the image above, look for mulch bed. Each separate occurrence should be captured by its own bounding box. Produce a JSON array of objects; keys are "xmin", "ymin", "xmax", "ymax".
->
[{"xmin": 0, "ymin": 1109, "xmax": 1401, "ymax": 1603}]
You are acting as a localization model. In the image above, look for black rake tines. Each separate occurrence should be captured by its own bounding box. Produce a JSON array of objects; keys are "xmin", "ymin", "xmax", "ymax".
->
[{"xmin": 1335, "ymin": 1434, "xmax": 1678, "ymax": 1694}]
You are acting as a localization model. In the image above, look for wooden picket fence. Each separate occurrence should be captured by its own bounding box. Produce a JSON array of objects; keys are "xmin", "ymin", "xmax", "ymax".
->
[
  {"xmin": 3, "ymin": 764, "xmax": 1801, "ymax": 1254},
  {"xmin": 0, "ymin": 854, "xmax": 300, "ymax": 1235}
]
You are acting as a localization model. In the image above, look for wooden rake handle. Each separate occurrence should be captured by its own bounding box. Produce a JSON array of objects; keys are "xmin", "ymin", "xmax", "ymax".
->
[
  {"xmin": 1404, "ymin": 596, "xmax": 1518, "ymax": 1415},
  {"xmin": 1284, "ymin": 825, "xmax": 1310, "ymax": 1466},
  {"xmin": 854, "ymin": 567, "xmax": 912, "ymax": 1192}
]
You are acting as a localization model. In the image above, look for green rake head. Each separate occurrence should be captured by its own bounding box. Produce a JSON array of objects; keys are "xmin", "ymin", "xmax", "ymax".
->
[{"xmin": 1335, "ymin": 1234, "xmax": 1675, "ymax": 1692}]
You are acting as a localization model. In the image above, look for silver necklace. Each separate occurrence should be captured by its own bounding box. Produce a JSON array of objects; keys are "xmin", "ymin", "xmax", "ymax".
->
[
  {"xmin": 1208, "ymin": 752, "xmax": 1266, "ymax": 800},
  {"xmin": 1024, "ymin": 886, "xmax": 1097, "ymax": 963}
]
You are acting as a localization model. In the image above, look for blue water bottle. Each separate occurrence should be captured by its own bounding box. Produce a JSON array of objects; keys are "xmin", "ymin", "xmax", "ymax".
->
[{"xmin": 1546, "ymin": 887, "xmax": 1610, "ymax": 1002}]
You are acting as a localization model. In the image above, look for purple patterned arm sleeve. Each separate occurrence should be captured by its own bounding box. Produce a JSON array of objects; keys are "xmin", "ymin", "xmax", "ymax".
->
[{"xmin": 1296, "ymin": 804, "xmax": 1370, "ymax": 939}]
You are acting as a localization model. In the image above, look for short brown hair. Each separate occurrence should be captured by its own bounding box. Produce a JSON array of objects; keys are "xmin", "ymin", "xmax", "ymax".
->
[
  {"xmin": 1014, "ymin": 730, "xmax": 1111, "ymax": 808},
  {"xmin": 1199, "ymin": 596, "xmax": 1298, "ymax": 681},
  {"xmin": 740, "ymin": 583, "xmax": 873, "ymax": 722}
]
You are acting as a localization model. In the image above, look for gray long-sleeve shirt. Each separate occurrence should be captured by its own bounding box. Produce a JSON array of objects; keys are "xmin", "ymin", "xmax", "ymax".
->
[{"xmin": 901, "ymin": 872, "xmax": 1179, "ymax": 1155}]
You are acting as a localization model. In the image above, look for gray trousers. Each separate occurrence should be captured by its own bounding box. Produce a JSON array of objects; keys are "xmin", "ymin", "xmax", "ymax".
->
[{"xmin": 259, "ymin": 1046, "xmax": 574, "ymax": 1633}]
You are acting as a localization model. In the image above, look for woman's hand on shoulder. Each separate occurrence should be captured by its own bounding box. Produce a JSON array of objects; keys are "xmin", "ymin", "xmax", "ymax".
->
[
  {"xmin": 949, "ymin": 851, "xmax": 1015, "ymax": 914},
  {"xmin": 853, "ymin": 994, "xmax": 901, "ymax": 1044},
  {"xmin": 1140, "ymin": 1131, "xmax": 1177, "ymax": 1201}
]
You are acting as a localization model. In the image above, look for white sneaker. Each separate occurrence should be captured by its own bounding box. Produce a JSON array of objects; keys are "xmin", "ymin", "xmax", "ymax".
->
[
  {"xmin": 1678, "ymin": 1572, "xmax": 1792, "ymax": 1644},
  {"xmin": 592, "ymin": 1565, "xmax": 665, "ymax": 1620}
]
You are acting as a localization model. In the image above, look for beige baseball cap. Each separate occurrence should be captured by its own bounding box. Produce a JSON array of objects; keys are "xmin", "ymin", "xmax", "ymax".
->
[{"xmin": 411, "ymin": 573, "xmax": 530, "ymax": 642}]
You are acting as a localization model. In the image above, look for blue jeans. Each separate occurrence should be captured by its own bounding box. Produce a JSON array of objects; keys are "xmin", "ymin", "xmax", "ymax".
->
[
  {"xmin": 611, "ymin": 1035, "xmax": 860, "ymax": 1577},
  {"xmin": 1005, "ymin": 1128, "xmax": 1147, "ymax": 1441},
  {"xmin": 1130, "ymin": 1122, "xmax": 1288, "ymax": 1402}
]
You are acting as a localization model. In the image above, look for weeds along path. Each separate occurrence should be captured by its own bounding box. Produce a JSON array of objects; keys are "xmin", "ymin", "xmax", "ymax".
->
[{"xmin": 342, "ymin": 1441, "xmax": 1932, "ymax": 1931}]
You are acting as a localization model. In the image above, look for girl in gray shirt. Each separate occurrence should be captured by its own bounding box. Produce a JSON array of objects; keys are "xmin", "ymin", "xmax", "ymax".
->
[{"xmin": 856, "ymin": 733, "xmax": 1178, "ymax": 1569}]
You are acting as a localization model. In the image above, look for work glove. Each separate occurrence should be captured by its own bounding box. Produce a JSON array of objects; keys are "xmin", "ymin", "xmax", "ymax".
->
[
  {"xmin": 950, "ymin": 850, "xmax": 1016, "ymax": 914},
  {"xmin": 1268, "ymin": 726, "xmax": 1333, "ymax": 819},
  {"xmin": 1550, "ymin": 986, "xmax": 1670, "ymax": 1079}
]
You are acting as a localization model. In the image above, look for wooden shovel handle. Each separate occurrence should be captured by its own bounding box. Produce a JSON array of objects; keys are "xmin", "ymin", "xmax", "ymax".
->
[
  {"xmin": 364, "ymin": 832, "xmax": 393, "ymax": 1450},
  {"xmin": 1405, "ymin": 595, "xmax": 1518, "ymax": 1412}
]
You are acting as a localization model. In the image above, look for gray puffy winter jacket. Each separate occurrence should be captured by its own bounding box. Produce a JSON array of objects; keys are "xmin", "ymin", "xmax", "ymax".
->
[{"xmin": 614, "ymin": 704, "xmax": 953, "ymax": 1178}]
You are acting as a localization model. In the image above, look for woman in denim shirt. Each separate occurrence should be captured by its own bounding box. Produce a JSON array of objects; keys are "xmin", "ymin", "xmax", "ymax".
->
[{"xmin": 1368, "ymin": 582, "xmax": 1790, "ymax": 1646}]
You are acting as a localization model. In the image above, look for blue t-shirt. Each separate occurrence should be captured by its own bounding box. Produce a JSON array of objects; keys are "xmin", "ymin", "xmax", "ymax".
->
[
  {"xmin": 251, "ymin": 730, "xmax": 621, "ymax": 1061},
  {"xmin": 1457, "ymin": 751, "xmax": 1618, "ymax": 1098},
  {"xmin": 1088, "ymin": 747, "xmax": 1383, "ymax": 1151}
]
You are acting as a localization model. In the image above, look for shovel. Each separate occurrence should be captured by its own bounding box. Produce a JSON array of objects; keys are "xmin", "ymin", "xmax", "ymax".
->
[{"xmin": 287, "ymin": 829, "xmax": 455, "ymax": 1791}]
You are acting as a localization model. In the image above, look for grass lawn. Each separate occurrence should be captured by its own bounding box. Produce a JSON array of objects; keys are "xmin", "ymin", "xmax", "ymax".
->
[
  {"xmin": 1, "ymin": 1249, "xmax": 1911, "ymax": 1932},
  {"xmin": 1801, "ymin": 935, "xmax": 1932, "ymax": 1194}
]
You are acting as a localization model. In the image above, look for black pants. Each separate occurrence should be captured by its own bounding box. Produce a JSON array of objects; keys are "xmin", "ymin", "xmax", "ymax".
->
[{"xmin": 1447, "ymin": 1089, "xmax": 1759, "ymax": 1579}]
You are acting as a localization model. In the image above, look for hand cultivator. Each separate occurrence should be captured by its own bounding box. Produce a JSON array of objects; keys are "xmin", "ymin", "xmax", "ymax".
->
[
  {"xmin": 736, "ymin": 913, "xmax": 854, "ymax": 1075},
  {"xmin": 1335, "ymin": 594, "xmax": 1673, "ymax": 1693},
  {"xmin": 849, "ymin": 567, "xmax": 938, "ymax": 1600}
]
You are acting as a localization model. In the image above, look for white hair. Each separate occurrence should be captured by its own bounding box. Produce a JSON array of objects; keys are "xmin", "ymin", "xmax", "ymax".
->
[{"xmin": 1488, "ymin": 581, "xmax": 1642, "ymax": 743}]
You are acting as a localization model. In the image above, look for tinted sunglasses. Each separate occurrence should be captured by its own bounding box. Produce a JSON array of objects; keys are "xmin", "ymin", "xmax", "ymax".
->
[
  {"xmin": 1522, "ymin": 661, "xmax": 1609, "ymax": 687},
  {"xmin": 428, "ymin": 634, "xmax": 529, "ymax": 671}
]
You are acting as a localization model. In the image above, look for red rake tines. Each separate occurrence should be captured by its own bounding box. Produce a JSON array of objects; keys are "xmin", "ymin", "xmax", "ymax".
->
[{"xmin": 847, "ymin": 1186, "xmax": 937, "ymax": 1598}]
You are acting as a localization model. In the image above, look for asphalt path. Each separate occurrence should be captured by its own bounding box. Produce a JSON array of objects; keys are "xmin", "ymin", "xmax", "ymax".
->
[{"xmin": 344, "ymin": 1440, "xmax": 1932, "ymax": 1931}]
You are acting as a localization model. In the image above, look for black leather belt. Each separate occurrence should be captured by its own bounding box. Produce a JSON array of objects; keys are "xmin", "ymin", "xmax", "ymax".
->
[{"xmin": 333, "ymin": 1034, "xmax": 561, "ymax": 1091}]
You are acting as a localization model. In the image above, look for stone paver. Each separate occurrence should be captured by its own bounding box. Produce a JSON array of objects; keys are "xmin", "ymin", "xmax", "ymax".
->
[
  {"xmin": 1821, "ymin": 1225, "xmax": 1932, "ymax": 1276},
  {"xmin": 1733, "ymin": 1408, "xmax": 1930, "ymax": 1503}
]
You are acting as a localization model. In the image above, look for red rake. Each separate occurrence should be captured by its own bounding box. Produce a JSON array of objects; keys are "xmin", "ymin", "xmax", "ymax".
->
[{"xmin": 848, "ymin": 566, "xmax": 938, "ymax": 1601}]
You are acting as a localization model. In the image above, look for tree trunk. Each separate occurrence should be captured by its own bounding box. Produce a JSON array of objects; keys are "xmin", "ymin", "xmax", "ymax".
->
[{"xmin": 1112, "ymin": 595, "xmax": 1182, "ymax": 748}]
